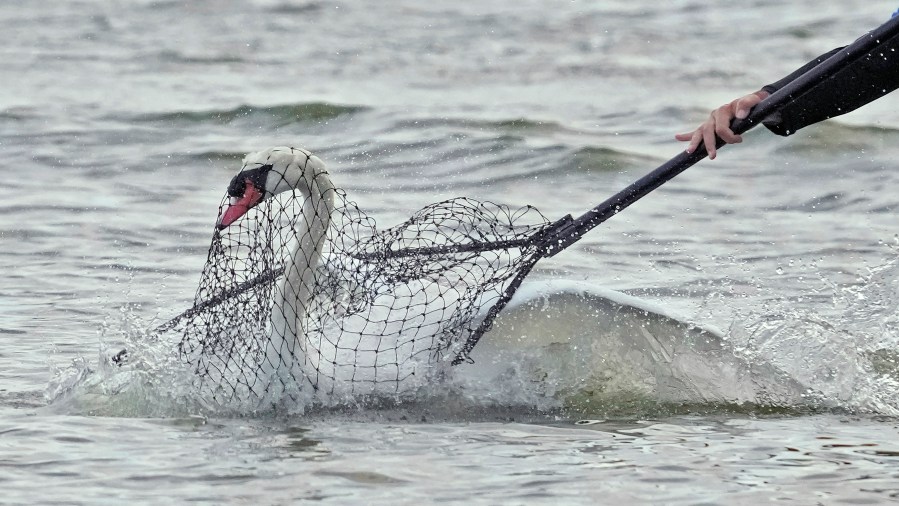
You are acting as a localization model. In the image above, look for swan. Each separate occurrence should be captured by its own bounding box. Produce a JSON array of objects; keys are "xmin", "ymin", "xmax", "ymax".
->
[
  {"xmin": 215, "ymin": 146, "xmax": 439, "ymax": 402},
  {"xmin": 216, "ymin": 146, "xmax": 336, "ymax": 398}
]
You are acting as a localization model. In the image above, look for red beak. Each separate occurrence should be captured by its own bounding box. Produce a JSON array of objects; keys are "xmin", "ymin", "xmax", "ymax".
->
[{"xmin": 216, "ymin": 179, "xmax": 264, "ymax": 229}]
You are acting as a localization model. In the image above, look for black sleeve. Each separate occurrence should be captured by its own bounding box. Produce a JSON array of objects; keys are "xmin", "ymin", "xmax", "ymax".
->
[{"xmin": 758, "ymin": 32, "xmax": 899, "ymax": 136}]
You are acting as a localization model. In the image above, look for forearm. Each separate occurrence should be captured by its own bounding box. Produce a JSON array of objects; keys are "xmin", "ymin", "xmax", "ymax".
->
[
  {"xmin": 761, "ymin": 47, "xmax": 845, "ymax": 95},
  {"xmin": 759, "ymin": 34, "xmax": 899, "ymax": 136}
]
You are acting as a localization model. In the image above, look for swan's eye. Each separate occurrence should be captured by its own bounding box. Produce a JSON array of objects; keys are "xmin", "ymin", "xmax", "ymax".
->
[
  {"xmin": 226, "ymin": 175, "xmax": 246, "ymax": 197},
  {"xmin": 227, "ymin": 164, "xmax": 274, "ymax": 197}
]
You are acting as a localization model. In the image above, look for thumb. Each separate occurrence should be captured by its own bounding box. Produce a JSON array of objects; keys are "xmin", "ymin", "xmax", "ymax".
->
[{"xmin": 734, "ymin": 93, "xmax": 764, "ymax": 119}]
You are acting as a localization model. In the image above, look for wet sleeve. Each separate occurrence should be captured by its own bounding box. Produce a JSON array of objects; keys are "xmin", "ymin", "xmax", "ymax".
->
[{"xmin": 758, "ymin": 33, "xmax": 899, "ymax": 136}]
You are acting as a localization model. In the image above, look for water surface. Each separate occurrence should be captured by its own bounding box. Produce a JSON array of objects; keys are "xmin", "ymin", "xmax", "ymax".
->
[{"xmin": 3, "ymin": 0, "xmax": 899, "ymax": 503}]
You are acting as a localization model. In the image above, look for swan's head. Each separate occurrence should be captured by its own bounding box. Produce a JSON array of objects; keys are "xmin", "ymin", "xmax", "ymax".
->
[{"xmin": 216, "ymin": 146, "xmax": 328, "ymax": 229}]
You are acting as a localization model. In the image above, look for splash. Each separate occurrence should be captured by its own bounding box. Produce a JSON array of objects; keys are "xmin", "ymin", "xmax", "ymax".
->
[
  {"xmin": 46, "ymin": 303, "xmax": 208, "ymax": 418},
  {"xmin": 725, "ymin": 253, "xmax": 899, "ymax": 416},
  {"xmin": 40, "ymin": 284, "xmax": 798, "ymax": 418}
]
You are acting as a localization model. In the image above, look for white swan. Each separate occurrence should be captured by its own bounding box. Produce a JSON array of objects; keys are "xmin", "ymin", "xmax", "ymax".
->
[
  {"xmin": 217, "ymin": 146, "xmax": 336, "ymax": 397},
  {"xmin": 216, "ymin": 146, "xmax": 441, "ymax": 403}
]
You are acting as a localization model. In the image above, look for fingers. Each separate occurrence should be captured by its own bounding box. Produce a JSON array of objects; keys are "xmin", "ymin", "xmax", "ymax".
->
[
  {"xmin": 675, "ymin": 90, "xmax": 770, "ymax": 159},
  {"xmin": 675, "ymin": 105, "xmax": 737, "ymax": 159},
  {"xmin": 675, "ymin": 120, "xmax": 712, "ymax": 156},
  {"xmin": 676, "ymin": 128, "xmax": 704, "ymax": 154},
  {"xmin": 704, "ymin": 117, "xmax": 719, "ymax": 159},
  {"xmin": 712, "ymin": 106, "xmax": 741, "ymax": 145}
]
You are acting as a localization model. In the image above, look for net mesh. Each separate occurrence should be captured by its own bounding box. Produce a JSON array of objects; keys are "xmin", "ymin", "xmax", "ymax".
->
[{"xmin": 159, "ymin": 147, "xmax": 556, "ymax": 405}]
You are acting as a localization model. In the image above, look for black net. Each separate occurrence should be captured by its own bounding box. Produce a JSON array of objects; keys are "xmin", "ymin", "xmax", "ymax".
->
[{"xmin": 159, "ymin": 147, "xmax": 558, "ymax": 405}]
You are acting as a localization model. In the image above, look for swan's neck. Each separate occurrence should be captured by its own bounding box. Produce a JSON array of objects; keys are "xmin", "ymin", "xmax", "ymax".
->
[{"xmin": 268, "ymin": 169, "xmax": 335, "ymax": 373}]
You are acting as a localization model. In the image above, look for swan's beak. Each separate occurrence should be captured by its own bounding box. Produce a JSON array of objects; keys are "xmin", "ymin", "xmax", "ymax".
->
[{"xmin": 216, "ymin": 179, "xmax": 264, "ymax": 229}]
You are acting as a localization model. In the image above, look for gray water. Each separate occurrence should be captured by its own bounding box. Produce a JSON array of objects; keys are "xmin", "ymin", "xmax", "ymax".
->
[{"xmin": 3, "ymin": 0, "xmax": 899, "ymax": 503}]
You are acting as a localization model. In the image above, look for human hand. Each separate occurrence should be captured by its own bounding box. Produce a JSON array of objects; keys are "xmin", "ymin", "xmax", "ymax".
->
[{"xmin": 675, "ymin": 90, "xmax": 770, "ymax": 159}]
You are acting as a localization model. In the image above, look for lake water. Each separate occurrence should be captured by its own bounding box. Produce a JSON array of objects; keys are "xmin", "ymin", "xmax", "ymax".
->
[{"xmin": 3, "ymin": 0, "xmax": 899, "ymax": 503}]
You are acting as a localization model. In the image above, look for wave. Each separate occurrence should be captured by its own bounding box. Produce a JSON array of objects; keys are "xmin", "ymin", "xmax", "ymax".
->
[
  {"xmin": 0, "ymin": 107, "xmax": 36, "ymax": 122},
  {"xmin": 388, "ymin": 116, "xmax": 591, "ymax": 138},
  {"xmin": 770, "ymin": 191, "xmax": 870, "ymax": 213},
  {"xmin": 773, "ymin": 121, "xmax": 899, "ymax": 157},
  {"xmin": 155, "ymin": 50, "xmax": 246, "ymax": 65},
  {"xmin": 460, "ymin": 280, "xmax": 811, "ymax": 416},
  {"xmin": 179, "ymin": 150, "xmax": 247, "ymax": 165},
  {"xmin": 129, "ymin": 102, "xmax": 367, "ymax": 126},
  {"xmin": 558, "ymin": 146, "xmax": 658, "ymax": 174},
  {"xmin": 327, "ymin": 115, "xmax": 654, "ymax": 193},
  {"xmin": 265, "ymin": 1, "xmax": 323, "ymax": 14}
]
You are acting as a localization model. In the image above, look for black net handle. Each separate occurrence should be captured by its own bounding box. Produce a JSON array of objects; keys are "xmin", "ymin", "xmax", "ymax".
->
[
  {"xmin": 152, "ymin": 266, "xmax": 285, "ymax": 334},
  {"xmin": 540, "ymin": 14, "xmax": 899, "ymax": 256},
  {"xmin": 449, "ymin": 15, "xmax": 899, "ymax": 364},
  {"xmin": 112, "ymin": 267, "xmax": 286, "ymax": 364}
]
